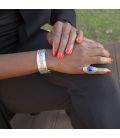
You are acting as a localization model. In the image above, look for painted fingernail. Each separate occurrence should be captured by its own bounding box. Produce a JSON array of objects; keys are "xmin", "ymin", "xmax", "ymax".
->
[
  {"xmin": 66, "ymin": 48, "xmax": 72, "ymax": 55},
  {"xmin": 53, "ymin": 50, "xmax": 58, "ymax": 57},
  {"xmin": 106, "ymin": 70, "xmax": 111, "ymax": 74},
  {"xmin": 49, "ymin": 39, "xmax": 54, "ymax": 46},
  {"xmin": 76, "ymin": 37, "xmax": 82, "ymax": 43},
  {"xmin": 57, "ymin": 53, "xmax": 64, "ymax": 59}
]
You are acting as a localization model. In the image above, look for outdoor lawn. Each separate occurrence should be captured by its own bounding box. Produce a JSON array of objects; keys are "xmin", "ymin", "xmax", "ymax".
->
[
  {"xmin": 43, "ymin": 9, "xmax": 120, "ymax": 44},
  {"xmin": 76, "ymin": 9, "xmax": 120, "ymax": 44},
  {"xmin": 11, "ymin": 10, "xmax": 120, "ymax": 129}
]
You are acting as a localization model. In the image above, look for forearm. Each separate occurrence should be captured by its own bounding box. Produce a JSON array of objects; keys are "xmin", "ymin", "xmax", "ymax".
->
[
  {"xmin": 0, "ymin": 39, "xmax": 111, "ymax": 80},
  {"xmin": 0, "ymin": 51, "xmax": 39, "ymax": 79}
]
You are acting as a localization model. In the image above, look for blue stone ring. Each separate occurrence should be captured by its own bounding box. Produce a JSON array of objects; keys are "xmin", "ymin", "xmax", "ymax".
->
[{"xmin": 82, "ymin": 66, "xmax": 98, "ymax": 74}]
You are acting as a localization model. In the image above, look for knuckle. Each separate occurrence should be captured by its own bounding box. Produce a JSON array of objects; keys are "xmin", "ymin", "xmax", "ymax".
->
[
  {"xmin": 62, "ymin": 33, "xmax": 69, "ymax": 40},
  {"xmin": 64, "ymin": 22, "xmax": 71, "ymax": 27},
  {"xmin": 102, "ymin": 49, "xmax": 110, "ymax": 57},
  {"xmin": 101, "ymin": 48, "xmax": 105, "ymax": 55},
  {"xmin": 56, "ymin": 21, "xmax": 63, "ymax": 25},
  {"xmin": 71, "ymin": 30, "xmax": 77, "ymax": 38},
  {"xmin": 54, "ymin": 33, "xmax": 61, "ymax": 38},
  {"xmin": 106, "ymin": 50, "xmax": 110, "ymax": 55},
  {"xmin": 71, "ymin": 28, "xmax": 77, "ymax": 35},
  {"xmin": 81, "ymin": 50, "xmax": 87, "ymax": 57},
  {"xmin": 98, "ymin": 43, "xmax": 104, "ymax": 48},
  {"xmin": 96, "ymin": 57, "xmax": 102, "ymax": 64}
]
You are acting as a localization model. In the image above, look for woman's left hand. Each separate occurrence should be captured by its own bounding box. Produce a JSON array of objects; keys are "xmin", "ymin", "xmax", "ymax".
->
[{"xmin": 47, "ymin": 21, "xmax": 84, "ymax": 59}]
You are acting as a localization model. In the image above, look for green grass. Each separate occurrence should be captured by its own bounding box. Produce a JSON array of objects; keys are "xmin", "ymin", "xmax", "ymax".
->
[
  {"xmin": 76, "ymin": 9, "xmax": 120, "ymax": 44},
  {"xmin": 42, "ymin": 10, "xmax": 120, "ymax": 44}
]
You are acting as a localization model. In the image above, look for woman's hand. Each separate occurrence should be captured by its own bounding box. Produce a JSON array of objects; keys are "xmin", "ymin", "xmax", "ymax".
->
[
  {"xmin": 46, "ymin": 38, "xmax": 112, "ymax": 74},
  {"xmin": 47, "ymin": 21, "xmax": 84, "ymax": 59}
]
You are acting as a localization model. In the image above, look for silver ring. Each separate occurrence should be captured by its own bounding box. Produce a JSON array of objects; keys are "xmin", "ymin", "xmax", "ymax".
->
[{"xmin": 82, "ymin": 66, "xmax": 98, "ymax": 74}]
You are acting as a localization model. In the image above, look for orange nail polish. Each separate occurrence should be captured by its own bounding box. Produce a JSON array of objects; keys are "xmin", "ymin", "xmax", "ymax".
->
[
  {"xmin": 53, "ymin": 50, "xmax": 58, "ymax": 56},
  {"xmin": 66, "ymin": 48, "xmax": 72, "ymax": 55},
  {"xmin": 57, "ymin": 53, "xmax": 64, "ymax": 59},
  {"xmin": 76, "ymin": 37, "xmax": 81, "ymax": 44}
]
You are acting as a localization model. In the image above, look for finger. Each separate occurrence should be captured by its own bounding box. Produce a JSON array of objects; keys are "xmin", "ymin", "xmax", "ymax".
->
[
  {"xmin": 82, "ymin": 38, "xmax": 98, "ymax": 48},
  {"xmin": 76, "ymin": 30, "xmax": 84, "ymax": 44},
  {"xmin": 57, "ymin": 22, "xmax": 72, "ymax": 59},
  {"xmin": 47, "ymin": 32, "xmax": 54, "ymax": 46},
  {"xmin": 88, "ymin": 47, "xmax": 111, "ymax": 57},
  {"xmin": 84, "ymin": 38, "xmax": 104, "ymax": 49},
  {"xmin": 65, "ymin": 27, "xmax": 77, "ymax": 55},
  {"xmin": 84, "ymin": 38, "xmax": 95, "ymax": 43},
  {"xmin": 80, "ymin": 67, "xmax": 111, "ymax": 75},
  {"xmin": 51, "ymin": 21, "xmax": 63, "ymax": 56},
  {"xmin": 89, "ymin": 42, "xmax": 104, "ymax": 49},
  {"xmin": 90, "ymin": 56, "xmax": 113, "ymax": 65},
  {"xmin": 95, "ymin": 68, "xmax": 111, "ymax": 74},
  {"xmin": 96, "ymin": 42, "xmax": 104, "ymax": 49}
]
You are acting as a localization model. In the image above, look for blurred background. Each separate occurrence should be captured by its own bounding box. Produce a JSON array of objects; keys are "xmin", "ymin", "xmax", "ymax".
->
[
  {"xmin": 76, "ymin": 9, "xmax": 120, "ymax": 44},
  {"xmin": 43, "ymin": 9, "xmax": 120, "ymax": 44}
]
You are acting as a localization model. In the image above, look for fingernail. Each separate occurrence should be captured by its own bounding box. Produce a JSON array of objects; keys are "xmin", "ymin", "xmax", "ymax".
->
[
  {"xmin": 57, "ymin": 53, "xmax": 64, "ymax": 59},
  {"xmin": 106, "ymin": 70, "xmax": 111, "ymax": 74},
  {"xmin": 66, "ymin": 48, "xmax": 72, "ymax": 55},
  {"xmin": 49, "ymin": 39, "xmax": 54, "ymax": 46},
  {"xmin": 76, "ymin": 37, "xmax": 82, "ymax": 44},
  {"xmin": 53, "ymin": 50, "xmax": 58, "ymax": 57}
]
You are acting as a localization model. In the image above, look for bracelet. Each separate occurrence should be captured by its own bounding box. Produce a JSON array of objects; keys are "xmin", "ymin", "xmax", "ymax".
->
[{"xmin": 36, "ymin": 49, "xmax": 51, "ymax": 74}]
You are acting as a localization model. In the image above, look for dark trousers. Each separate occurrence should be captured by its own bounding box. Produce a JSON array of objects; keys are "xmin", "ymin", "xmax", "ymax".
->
[{"xmin": 0, "ymin": 29, "xmax": 120, "ymax": 128}]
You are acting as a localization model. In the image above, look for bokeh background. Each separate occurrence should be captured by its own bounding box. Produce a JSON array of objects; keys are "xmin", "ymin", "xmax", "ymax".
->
[
  {"xmin": 43, "ymin": 9, "xmax": 120, "ymax": 44},
  {"xmin": 76, "ymin": 9, "xmax": 120, "ymax": 44}
]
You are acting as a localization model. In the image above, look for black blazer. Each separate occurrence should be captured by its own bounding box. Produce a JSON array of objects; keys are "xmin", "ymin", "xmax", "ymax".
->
[
  {"xmin": 18, "ymin": 9, "xmax": 76, "ymax": 42},
  {"xmin": 0, "ymin": 10, "xmax": 76, "ymax": 128}
]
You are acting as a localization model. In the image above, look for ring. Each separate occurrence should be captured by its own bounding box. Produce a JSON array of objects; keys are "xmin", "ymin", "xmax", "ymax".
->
[{"xmin": 82, "ymin": 66, "xmax": 98, "ymax": 74}]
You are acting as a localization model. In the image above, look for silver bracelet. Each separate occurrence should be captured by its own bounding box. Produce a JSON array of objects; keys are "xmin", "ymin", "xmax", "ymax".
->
[{"xmin": 36, "ymin": 49, "xmax": 51, "ymax": 74}]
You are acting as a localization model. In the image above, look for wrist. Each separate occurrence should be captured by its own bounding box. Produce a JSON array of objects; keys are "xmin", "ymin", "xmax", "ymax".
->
[
  {"xmin": 45, "ymin": 49, "xmax": 56, "ymax": 71},
  {"xmin": 45, "ymin": 49, "xmax": 53, "ymax": 70}
]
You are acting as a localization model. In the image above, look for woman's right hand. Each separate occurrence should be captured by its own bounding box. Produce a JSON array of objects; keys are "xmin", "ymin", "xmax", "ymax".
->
[{"xmin": 46, "ymin": 38, "xmax": 112, "ymax": 75}]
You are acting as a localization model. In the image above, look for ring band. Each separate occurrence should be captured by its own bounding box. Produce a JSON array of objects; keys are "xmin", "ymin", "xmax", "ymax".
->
[{"xmin": 82, "ymin": 66, "xmax": 98, "ymax": 74}]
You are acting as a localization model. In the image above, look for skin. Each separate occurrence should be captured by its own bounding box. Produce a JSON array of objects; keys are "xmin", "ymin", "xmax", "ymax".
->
[
  {"xmin": 47, "ymin": 21, "xmax": 111, "ymax": 74},
  {"xmin": 0, "ymin": 38, "xmax": 112, "ymax": 80},
  {"xmin": 47, "ymin": 21, "xmax": 84, "ymax": 58},
  {"xmin": 46, "ymin": 39, "xmax": 112, "ymax": 74}
]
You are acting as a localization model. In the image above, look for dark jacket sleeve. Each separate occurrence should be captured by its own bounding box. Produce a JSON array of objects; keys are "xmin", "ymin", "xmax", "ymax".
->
[
  {"xmin": 50, "ymin": 9, "xmax": 76, "ymax": 27},
  {"xmin": 19, "ymin": 9, "xmax": 76, "ymax": 40}
]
